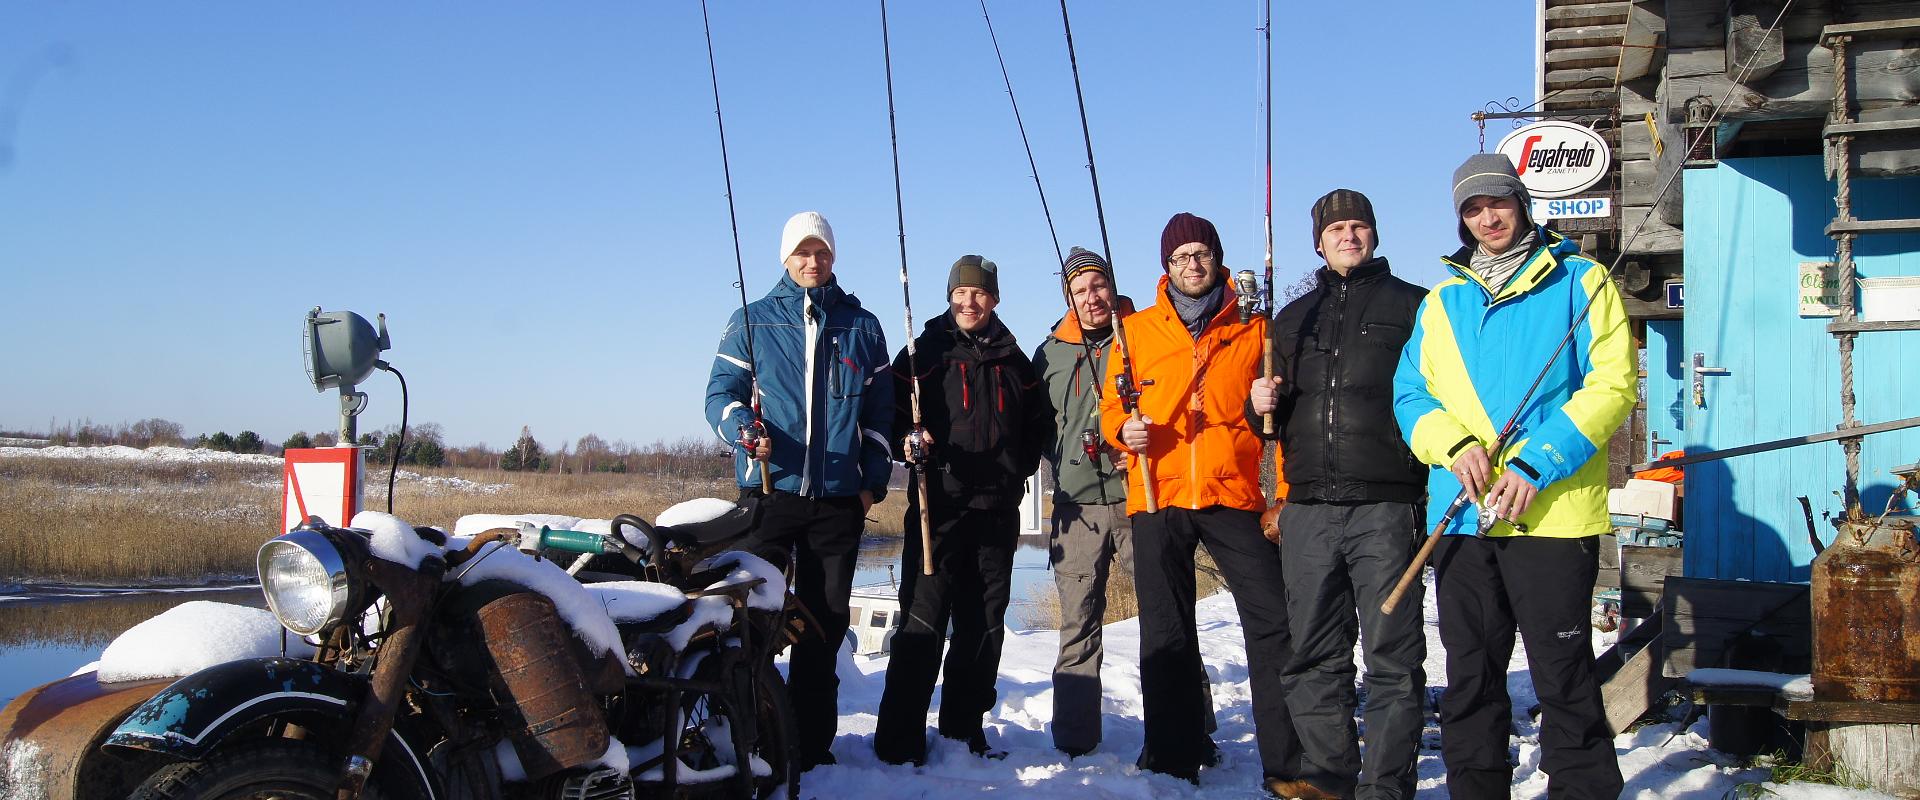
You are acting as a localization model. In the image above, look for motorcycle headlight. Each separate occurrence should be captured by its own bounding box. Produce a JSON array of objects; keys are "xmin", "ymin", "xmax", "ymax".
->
[{"xmin": 258, "ymin": 529, "xmax": 351, "ymax": 636}]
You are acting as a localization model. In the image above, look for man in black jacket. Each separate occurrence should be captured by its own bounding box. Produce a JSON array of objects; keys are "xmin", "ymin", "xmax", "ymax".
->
[
  {"xmin": 1248, "ymin": 190, "xmax": 1429, "ymax": 800},
  {"xmin": 874, "ymin": 255, "xmax": 1052, "ymax": 765}
]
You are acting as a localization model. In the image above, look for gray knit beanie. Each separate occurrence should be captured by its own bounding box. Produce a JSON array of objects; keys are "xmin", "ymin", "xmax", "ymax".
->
[
  {"xmin": 1451, "ymin": 153, "xmax": 1533, "ymax": 247},
  {"xmin": 948, "ymin": 255, "xmax": 999, "ymax": 299}
]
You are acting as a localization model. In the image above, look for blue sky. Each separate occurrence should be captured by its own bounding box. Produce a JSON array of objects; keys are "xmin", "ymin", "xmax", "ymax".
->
[{"xmin": 0, "ymin": 2, "xmax": 1536, "ymax": 451}]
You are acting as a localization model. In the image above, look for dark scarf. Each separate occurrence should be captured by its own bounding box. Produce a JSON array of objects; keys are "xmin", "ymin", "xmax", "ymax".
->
[{"xmin": 1168, "ymin": 281, "xmax": 1225, "ymax": 338}]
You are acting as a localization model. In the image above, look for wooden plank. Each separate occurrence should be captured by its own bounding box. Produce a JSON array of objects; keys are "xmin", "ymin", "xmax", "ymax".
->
[
  {"xmin": 1726, "ymin": 0, "xmax": 1789, "ymax": 84},
  {"xmin": 1547, "ymin": 23, "xmax": 1628, "ymax": 47},
  {"xmin": 1693, "ymin": 687, "xmax": 1788, "ymax": 708},
  {"xmin": 1548, "ymin": 66, "xmax": 1623, "ymax": 91},
  {"xmin": 1821, "ymin": 17, "xmax": 1920, "ymax": 42},
  {"xmin": 1827, "ymin": 218, "xmax": 1920, "ymax": 235},
  {"xmin": 1661, "ymin": 577, "xmax": 1811, "ymax": 678},
  {"xmin": 1827, "ymin": 119, "xmax": 1920, "ymax": 137},
  {"xmin": 1663, "ymin": 40, "xmax": 1919, "ymax": 123},
  {"xmin": 1622, "ymin": 294, "xmax": 1685, "ymax": 320},
  {"xmin": 1621, "ymin": 206, "xmax": 1684, "ymax": 254},
  {"xmin": 1788, "ymin": 700, "xmax": 1920, "ymax": 723},
  {"xmin": 1621, "ymin": 545, "xmax": 1683, "ymax": 619},
  {"xmin": 1829, "ymin": 320, "xmax": 1920, "ymax": 334},
  {"xmin": 1548, "ymin": 45, "xmax": 1624, "ymax": 69},
  {"xmin": 1547, "ymin": 2, "xmax": 1630, "ymax": 27},
  {"xmin": 1598, "ymin": 613, "xmax": 1677, "ymax": 733}
]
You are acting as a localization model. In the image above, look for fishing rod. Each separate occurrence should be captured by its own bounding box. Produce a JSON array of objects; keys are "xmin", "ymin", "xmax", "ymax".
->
[
  {"xmin": 1060, "ymin": 0, "xmax": 1156, "ymax": 513},
  {"xmin": 979, "ymin": 0, "xmax": 1110, "ymax": 505},
  {"xmin": 879, "ymin": 0, "xmax": 935, "ymax": 576},
  {"xmin": 699, "ymin": 0, "xmax": 768, "ymax": 495},
  {"xmin": 1380, "ymin": 0, "xmax": 1801, "ymax": 614},
  {"xmin": 1258, "ymin": 0, "xmax": 1276, "ymax": 438}
]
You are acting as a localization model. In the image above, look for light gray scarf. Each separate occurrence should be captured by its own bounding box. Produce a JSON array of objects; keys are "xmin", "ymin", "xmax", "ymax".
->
[
  {"xmin": 1168, "ymin": 281, "xmax": 1225, "ymax": 338},
  {"xmin": 1470, "ymin": 229, "xmax": 1539, "ymax": 293}
]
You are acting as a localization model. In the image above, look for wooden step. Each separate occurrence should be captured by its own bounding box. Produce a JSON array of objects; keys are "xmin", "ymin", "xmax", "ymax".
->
[{"xmin": 1827, "ymin": 218, "xmax": 1920, "ymax": 235}]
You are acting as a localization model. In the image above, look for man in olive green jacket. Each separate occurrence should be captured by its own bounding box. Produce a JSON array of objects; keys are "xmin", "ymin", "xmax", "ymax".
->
[{"xmin": 1031, "ymin": 247, "xmax": 1136, "ymax": 757}]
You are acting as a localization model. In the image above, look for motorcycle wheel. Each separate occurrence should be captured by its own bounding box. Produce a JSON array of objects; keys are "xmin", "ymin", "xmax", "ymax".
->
[
  {"xmin": 127, "ymin": 739, "xmax": 391, "ymax": 800},
  {"xmin": 674, "ymin": 662, "xmax": 798, "ymax": 799}
]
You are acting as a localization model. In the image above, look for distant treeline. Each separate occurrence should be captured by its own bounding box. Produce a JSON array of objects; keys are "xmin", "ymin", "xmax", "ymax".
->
[{"xmin": 4, "ymin": 419, "xmax": 730, "ymax": 480}]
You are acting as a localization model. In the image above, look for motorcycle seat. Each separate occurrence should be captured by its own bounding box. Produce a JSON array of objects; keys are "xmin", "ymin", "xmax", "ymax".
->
[
  {"xmin": 584, "ymin": 581, "xmax": 694, "ymax": 634},
  {"xmin": 656, "ymin": 503, "xmax": 754, "ymax": 548}
]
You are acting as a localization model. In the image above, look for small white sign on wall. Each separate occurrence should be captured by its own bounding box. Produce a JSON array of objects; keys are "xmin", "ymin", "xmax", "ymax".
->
[{"xmin": 1799, "ymin": 261, "xmax": 1845, "ymax": 317}]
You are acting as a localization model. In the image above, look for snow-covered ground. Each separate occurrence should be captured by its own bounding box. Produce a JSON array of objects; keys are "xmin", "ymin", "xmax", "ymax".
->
[
  {"xmin": 0, "ymin": 444, "xmax": 509, "ymax": 494},
  {"xmin": 794, "ymin": 581, "xmax": 1892, "ymax": 799}
]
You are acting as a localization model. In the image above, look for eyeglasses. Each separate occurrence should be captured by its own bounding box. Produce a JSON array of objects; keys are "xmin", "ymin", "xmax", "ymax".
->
[{"xmin": 1167, "ymin": 250, "xmax": 1216, "ymax": 267}]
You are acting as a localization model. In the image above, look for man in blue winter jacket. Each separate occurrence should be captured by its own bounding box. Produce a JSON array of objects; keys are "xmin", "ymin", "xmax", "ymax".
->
[{"xmin": 705, "ymin": 210, "xmax": 894, "ymax": 771}]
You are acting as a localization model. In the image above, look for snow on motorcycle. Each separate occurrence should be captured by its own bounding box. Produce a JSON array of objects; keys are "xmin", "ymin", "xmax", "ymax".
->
[{"xmin": 0, "ymin": 497, "xmax": 807, "ymax": 800}]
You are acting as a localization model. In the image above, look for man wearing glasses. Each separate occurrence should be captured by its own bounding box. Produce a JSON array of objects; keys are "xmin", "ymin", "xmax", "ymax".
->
[{"xmin": 1102, "ymin": 212, "xmax": 1303, "ymax": 794}]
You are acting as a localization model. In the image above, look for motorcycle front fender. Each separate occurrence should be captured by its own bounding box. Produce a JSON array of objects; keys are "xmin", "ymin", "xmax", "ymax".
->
[
  {"xmin": 102, "ymin": 657, "xmax": 438, "ymax": 798},
  {"xmin": 104, "ymin": 657, "xmax": 361, "ymax": 758}
]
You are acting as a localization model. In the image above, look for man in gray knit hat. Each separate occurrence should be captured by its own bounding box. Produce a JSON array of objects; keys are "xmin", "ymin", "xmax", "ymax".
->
[
  {"xmin": 1031, "ymin": 246, "xmax": 1138, "ymax": 757},
  {"xmin": 1392, "ymin": 153, "xmax": 1633, "ymax": 799}
]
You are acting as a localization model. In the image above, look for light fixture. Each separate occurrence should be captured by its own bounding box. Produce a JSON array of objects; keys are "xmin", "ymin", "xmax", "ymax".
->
[{"xmin": 303, "ymin": 307, "xmax": 390, "ymax": 444}]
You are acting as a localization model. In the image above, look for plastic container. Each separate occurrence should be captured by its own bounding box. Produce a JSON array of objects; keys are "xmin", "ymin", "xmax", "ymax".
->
[{"xmin": 1859, "ymin": 276, "xmax": 1920, "ymax": 323}]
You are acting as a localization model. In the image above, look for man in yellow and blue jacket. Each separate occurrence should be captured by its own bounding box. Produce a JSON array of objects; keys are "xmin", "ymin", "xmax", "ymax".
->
[{"xmin": 1392, "ymin": 153, "xmax": 1634, "ymax": 800}]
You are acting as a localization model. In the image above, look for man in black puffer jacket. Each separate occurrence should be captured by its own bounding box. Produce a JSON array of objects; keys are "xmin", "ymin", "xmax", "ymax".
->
[
  {"xmin": 1247, "ymin": 190, "xmax": 1429, "ymax": 800},
  {"xmin": 874, "ymin": 255, "xmax": 1052, "ymax": 765}
]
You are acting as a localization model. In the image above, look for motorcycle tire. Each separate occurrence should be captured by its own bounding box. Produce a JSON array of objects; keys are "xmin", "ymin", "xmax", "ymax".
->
[
  {"xmin": 673, "ymin": 662, "xmax": 798, "ymax": 800},
  {"xmin": 127, "ymin": 739, "xmax": 393, "ymax": 800}
]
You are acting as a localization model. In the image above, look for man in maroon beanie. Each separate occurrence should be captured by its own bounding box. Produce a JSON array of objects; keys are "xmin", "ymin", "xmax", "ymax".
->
[{"xmin": 1106, "ymin": 211, "xmax": 1305, "ymax": 794}]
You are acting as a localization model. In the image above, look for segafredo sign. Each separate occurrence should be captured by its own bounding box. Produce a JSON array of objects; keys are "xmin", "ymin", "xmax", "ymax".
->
[{"xmin": 1495, "ymin": 121, "xmax": 1611, "ymax": 199}]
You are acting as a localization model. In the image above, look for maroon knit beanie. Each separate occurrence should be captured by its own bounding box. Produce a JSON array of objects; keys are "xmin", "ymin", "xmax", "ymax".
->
[{"xmin": 1160, "ymin": 212, "xmax": 1224, "ymax": 270}]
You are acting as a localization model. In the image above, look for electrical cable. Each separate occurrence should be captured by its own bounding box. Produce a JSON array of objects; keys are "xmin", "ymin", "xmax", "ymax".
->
[{"xmin": 377, "ymin": 362, "xmax": 407, "ymax": 514}]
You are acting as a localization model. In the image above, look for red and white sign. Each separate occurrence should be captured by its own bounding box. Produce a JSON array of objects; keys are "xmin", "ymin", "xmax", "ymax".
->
[
  {"xmin": 1496, "ymin": 121, "xmax": 1612, "ymax": 199},
  {"xmin": 283, "ymin": 447, "xmax": 363, "ymax": 531}
]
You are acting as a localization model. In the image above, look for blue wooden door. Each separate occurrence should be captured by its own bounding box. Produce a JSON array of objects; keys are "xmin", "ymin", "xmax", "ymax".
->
[
  {"xmin": 1681, "ymin": 156, "xmax": 1920, "ymax": 582},
  {"xmin": 1645, "ymin": 319, "xmax": 1685, "ymax": 460}
]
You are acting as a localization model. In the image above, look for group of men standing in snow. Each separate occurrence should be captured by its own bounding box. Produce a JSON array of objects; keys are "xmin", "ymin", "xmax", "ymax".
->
[{"xmin": 704, "ymin": 152, "xmax": 1636, "ymax": 800}]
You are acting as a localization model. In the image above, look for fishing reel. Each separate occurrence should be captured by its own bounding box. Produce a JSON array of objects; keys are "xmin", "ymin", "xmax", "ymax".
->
[
  {"xmin": 904, "ymin": 425, "xmax": 930, "ymax": 465},
  {"xmin": 736, "ymin": 417, "xmax": 768, "ymax": 457},
  {"xmin": 1070, "ymin": 429, "xmax": 1099, "ymax": 466},
  {"xmin": 1113, "ymin": 373, "xmax": 1150, "ymax": 413},
  {"xmin": 1234, "ymin": 269, "xmax": 1265, "ymax": 324}
]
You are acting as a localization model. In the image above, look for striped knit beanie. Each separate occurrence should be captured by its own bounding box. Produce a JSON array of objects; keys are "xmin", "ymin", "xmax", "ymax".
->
[
  {"xmin": 1310, "ymin": 189, "xmax": 1377, "ymax": 250},
  {"xmin": 1062, "ymin": 246, "xmax": 1111, "ymax": 285}
]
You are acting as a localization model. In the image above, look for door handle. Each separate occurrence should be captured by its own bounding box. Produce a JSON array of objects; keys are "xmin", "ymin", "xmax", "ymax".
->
[{"xmin": 1692, "ymin": 352, "xmax": 1729, "ymax": 408}]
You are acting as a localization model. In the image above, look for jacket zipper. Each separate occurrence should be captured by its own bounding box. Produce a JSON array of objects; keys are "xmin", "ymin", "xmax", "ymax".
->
[
  {"xmin": 960, "ymin": 362, "xmax": 971, "ymax": 410},
  {"xmin": 995, "ymin": 366, "xmax": 1004, "ymax": 412},
  {"xmin": 1327, "ymin": 280, "xmax": 1348, "ymax": 489}
]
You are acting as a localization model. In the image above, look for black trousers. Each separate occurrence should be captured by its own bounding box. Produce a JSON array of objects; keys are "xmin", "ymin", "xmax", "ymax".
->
[
  {"xmin": 740, "ymin": 490, "xmax": 865, "ymax": 764},
  {"xmin": 873, "ymin": 495, "xmax": 1019, "ymax": 763},
  {"xmin": 1279, "ymin": 501, "xmax": 1428, "ymax": 800},
  {"xmin": 1433, "ymin": 534, "xmax": 1622, "ymax": 800},
  {"xmin": 1133, "ymin": 505, "xmax": 1301, "ymax": 781}
]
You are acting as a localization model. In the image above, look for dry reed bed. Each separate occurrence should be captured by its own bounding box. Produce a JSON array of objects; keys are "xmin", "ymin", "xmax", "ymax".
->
[{"xmin": 0, "ymin": 454, "xmax": 908, "ymax": 585}]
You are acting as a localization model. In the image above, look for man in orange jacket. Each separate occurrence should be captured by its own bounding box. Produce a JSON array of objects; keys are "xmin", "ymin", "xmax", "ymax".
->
[{"xmin": 1101, "ymin": 212, "xmax": 1305, "ymax": 794}]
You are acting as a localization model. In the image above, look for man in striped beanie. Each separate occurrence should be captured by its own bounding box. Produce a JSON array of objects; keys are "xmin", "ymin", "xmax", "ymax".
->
[{"xmin": 1031, "ymin": 246, "xmax": 1138, "ymax": 756}]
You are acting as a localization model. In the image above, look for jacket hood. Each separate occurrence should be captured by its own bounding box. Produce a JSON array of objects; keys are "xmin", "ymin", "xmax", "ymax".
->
[{"xmin": 1047, "ymin": 295, "xmax": 1138, "ymax": 344}]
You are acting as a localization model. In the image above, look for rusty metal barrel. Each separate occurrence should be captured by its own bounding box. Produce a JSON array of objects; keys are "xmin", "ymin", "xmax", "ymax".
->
[
  {"xmin": 476, "ymin": 590, "xmax": 610, "ymax": 781},
  {"xmin": 1810, "ymin": 517, "xmax": 1920, "ymax": 702}
]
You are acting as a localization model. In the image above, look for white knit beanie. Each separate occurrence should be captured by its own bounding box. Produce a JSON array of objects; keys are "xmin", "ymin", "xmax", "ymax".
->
[{"xmin": 779, "ymin": 211, "xmax": 836, "ymax": 263}]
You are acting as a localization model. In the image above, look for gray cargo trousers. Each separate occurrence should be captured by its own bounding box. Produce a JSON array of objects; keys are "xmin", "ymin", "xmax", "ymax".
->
[
  {"xmin": 1048, "ymin": 499, "xmax": 1133, "ymax": 755},
  {"xmin": 1277, "ymin": 500, "xmax": 1428, "ymax": 800}
]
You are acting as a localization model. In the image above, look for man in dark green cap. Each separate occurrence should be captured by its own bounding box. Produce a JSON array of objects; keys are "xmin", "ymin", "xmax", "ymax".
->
[{"xmin": 874, "ymin": 255, "xmax": 1052, "ymax": 765}]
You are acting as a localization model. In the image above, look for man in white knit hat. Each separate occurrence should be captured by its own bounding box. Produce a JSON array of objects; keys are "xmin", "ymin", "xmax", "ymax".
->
[{"xmin": 705, "ymin": 211, "xmax": 894, "ymax": 771}]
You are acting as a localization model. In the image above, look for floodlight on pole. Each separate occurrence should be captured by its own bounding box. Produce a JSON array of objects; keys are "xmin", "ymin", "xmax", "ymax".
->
[{"xmin": 303, "ymin": 307, "xmax": 390, "ymax": 445}]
